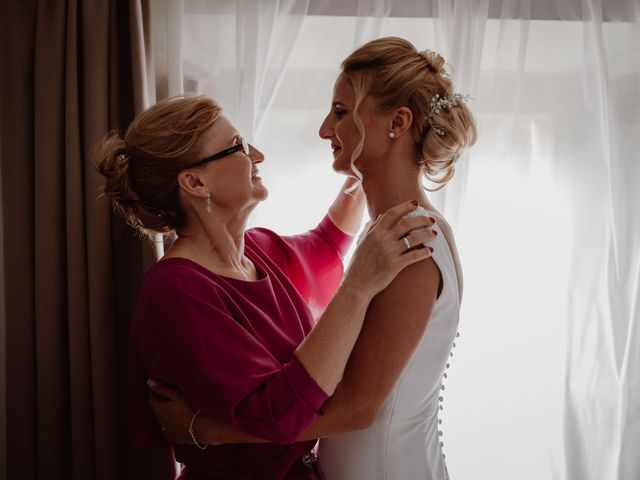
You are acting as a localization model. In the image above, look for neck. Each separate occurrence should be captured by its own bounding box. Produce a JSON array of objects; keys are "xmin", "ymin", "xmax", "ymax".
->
[
  {"xmin": 171, "ymin": 205, "xmax": 254, "ymax": 271},
  {"xmin": 360, "ymin": 155, "xmax": 428, "ymax": 219}
]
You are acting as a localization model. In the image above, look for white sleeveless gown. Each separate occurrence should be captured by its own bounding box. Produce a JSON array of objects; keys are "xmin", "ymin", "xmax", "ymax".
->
[{"xmin": 318, "ymin": 207, "xmax": 460, "ymax": 480}]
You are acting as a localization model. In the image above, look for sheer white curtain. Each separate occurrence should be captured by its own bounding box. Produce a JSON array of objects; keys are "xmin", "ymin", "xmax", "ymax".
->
[
  {"xmin": 156, "ymin": 1, "xmax": 640, "ymax": 479},
  {"xmin": 153, "ymin": 0, "xmax": 309, "ymax": 142}
]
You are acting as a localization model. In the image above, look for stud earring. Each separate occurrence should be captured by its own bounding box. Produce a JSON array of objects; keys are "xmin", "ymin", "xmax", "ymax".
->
[
  {"xmin": 206, "ymin": 191, "xmax": 212, "ymax": 214},
  {"xmin": 389, "ymin": 132, "xmax": 395, "ymax": 138}
]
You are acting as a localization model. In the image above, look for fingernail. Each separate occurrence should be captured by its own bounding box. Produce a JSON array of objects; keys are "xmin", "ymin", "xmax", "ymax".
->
[
  {"xmin": 429, "ymin": 246, "xmax": 434, "ymax": 253},
  {"xmin": 430, "ymin": 217, "xmax": 436, "ymax": 224},
  {"xmin": 411, "ymin": 200, "xmax": 418, "ymax": 206},
  {"xmin": 147, "ymin": 379, "xmax": 156, "ymax": 388},
  {"xmin": 433, "ymin": 230, "xmax": 438, "ymax": 236}
]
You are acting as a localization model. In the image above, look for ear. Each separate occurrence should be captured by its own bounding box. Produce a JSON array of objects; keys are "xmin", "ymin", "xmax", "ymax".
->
[
  {"xmin": 389, "ymin": 107, "xmax": 413, "ymax": 138},
  {"xmin": 176, "ymin": 169, "xmax": 208, "ymax": 198}
]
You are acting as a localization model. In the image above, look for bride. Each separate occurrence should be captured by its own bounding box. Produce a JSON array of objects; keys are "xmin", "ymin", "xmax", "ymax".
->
[{"xmin": 148, "ymin": 37, "xmax": 476, "ymax": 479}]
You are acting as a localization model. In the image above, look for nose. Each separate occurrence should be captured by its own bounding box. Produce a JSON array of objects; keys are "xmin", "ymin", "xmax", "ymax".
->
[
  {"xmin": 248, "ymin": 144, "xmax": 264, "ymax": 164},
  {"xmin": 318, "ymin": 113, "xmax": 333, "ymax": 140}
]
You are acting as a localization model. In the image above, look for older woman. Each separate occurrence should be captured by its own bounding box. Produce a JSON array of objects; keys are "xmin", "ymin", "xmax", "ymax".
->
[
  {"xmin": 148, "ymin": 37, "xmax": 477, "ymax": 480},
  {"xmin": 96, "ymin": 94, "xmax": 435, "ymax": 479}
]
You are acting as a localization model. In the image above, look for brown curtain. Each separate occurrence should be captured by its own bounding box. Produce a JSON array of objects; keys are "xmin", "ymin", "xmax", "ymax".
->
[{"xmin": 1, "ymin": 0, "xmax": 174, "ymax": 478}]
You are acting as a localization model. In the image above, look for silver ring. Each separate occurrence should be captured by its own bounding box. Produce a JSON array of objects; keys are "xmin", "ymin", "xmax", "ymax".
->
[{"xmin": 403, "ymin": 236, "xmax": 411, "ymax": 250}]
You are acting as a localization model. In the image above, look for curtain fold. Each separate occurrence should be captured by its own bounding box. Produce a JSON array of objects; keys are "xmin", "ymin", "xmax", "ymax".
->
[
  {"xmin": 353, "ymin": 0, "xmax": 393, "ymax": 48},
  {"xmin": 561, "ymin": 2, "xmax": 640, "ymax": 479},
  {"xmin": 235, "ymin": 0, "xmax": 310, "ymax": 140},
  {"xmin": 1, "ymin": 3, "xmax": 38, "ymax": 478},
  {"xmin": 428, "ymin": 0, "xmax": 491, "ymax": 224},
  {"xmin": 1, "ymin": 0, "xmax": 174, "ymax": 478},
  {"xmin": 164, "ymin": 0, "xmax": 309, "ymax": 142}
]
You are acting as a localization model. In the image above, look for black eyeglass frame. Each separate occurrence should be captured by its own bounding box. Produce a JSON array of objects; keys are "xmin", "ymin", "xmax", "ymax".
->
[{"xmin": 183, "ymin": 137, "xmax": 250, "ymax": 168}]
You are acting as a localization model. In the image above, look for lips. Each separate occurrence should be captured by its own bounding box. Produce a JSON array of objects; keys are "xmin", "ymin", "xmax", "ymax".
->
[{"xmin": 331, "ymin": 143, "xmax": 342, "ymax": 153}]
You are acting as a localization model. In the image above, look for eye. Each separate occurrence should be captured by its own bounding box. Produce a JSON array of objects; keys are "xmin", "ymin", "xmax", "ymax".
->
[{"xmin": 334, "ymin": 109, "xmax": 346, "ymax": 118}]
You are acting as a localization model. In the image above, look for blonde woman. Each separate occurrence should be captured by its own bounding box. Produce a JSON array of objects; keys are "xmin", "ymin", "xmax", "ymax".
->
[{"xmin": 148, "ymin": 37, "xmax": 476, "ymax": 479}]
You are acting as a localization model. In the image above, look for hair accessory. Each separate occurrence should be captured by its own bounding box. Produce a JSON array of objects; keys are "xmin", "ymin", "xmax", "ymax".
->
[
  {"xmin": 189, "ymin": 410, "xmax": 208, "ymax": 450},
  {"xmin": 116, "ymin": 153, "xmax": 128, "ymax": 166},
  {"xmin": 389, "ymin": 132, "xmax": 395, "ymax": 139},
  {"xmin": 206, "ymin": 192, "xmax": 212, "ymax": 214},
  {"xmin": 428, "ymin": 93, "xmax": 470, "ymax": 136}
]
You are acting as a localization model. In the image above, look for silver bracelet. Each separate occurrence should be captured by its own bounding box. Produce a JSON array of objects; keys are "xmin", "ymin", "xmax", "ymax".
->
[{"xmin": 188, "ymin": 410, "xmax": 208, "ymax": 450}]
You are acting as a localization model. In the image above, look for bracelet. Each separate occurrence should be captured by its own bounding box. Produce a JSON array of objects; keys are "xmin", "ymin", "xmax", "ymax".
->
[{"xmin": 188, "ymin": 410, "xmax": 208, "ymax": 450}]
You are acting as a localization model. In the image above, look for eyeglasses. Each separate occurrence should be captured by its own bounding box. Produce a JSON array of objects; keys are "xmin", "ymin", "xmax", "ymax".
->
[{"xmin": 184, "ymin": 137, "xmax": 250, "ymax": 168}]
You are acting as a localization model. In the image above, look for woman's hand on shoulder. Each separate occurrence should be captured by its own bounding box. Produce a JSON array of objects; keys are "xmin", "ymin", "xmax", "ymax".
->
[{"xmin": 344, "ymin": 201, "xmax": 438, "ymax": 297}]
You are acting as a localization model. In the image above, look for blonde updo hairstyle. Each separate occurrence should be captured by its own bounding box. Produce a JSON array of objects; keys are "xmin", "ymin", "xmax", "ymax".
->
[
  {"xmin": 341, "ymin": 37, "xmax": 477, "ymax": 188},
  {"xmin": 96, "ymin": 96, "xmax": 222, "ymax": 236}
]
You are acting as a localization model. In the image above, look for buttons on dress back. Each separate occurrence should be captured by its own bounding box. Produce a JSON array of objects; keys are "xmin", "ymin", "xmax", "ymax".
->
[{"xmin": 438, "ymin": 330, "xmax": 460, "ymax": 480}]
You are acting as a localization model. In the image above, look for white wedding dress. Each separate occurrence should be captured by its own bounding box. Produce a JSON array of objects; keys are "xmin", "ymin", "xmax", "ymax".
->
[{"xmin": 318, "ymin": 207, "xmax": 461, "ymax": 480}]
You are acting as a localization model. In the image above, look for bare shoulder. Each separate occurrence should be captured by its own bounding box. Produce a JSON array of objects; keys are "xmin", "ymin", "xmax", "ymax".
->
[
  {"xmin": 393, "ymin": 255, "xmax": 440, "ymax": 298},
  {"xmin": 369, "ymin": 256, "xmax": 440, "ymax": 325}
]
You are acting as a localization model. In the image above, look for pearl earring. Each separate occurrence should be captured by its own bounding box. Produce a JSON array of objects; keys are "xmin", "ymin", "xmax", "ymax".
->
[
  {"xmin": 389, "ymin": 132, "xmax": 395, "ymax": 138},
  {"xmin": 206, "ymin": 191, "xmax": 212, "ymax": 214}
]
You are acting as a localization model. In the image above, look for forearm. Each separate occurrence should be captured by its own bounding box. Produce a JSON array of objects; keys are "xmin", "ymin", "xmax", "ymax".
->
[
  {"xmin": 196, "ymin": 417, "xmax": 267, "ymax": 445},
  {"xmin": 294, "ymin": 383, "xmax": 370, "ymax": 440},
  {"xmin": 327, "ymin": 177, "xmax": 365, "ymax": 235},
  {"xmin": 197, "ymin": 387, "xmax": 363, "ymax": 445},
  {"xmin": 294, "ymin": 282, "xmax": 371, "ymax": 396}
]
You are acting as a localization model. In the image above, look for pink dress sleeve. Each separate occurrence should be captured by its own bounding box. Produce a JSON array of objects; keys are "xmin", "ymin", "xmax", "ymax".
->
[
  {"xmin": 250, "ymin": 215, "xmax": 354, "ymax": 319},
  {"xmin": 134, "ymin": 266, "xmax": 328, "ymax": 445}
]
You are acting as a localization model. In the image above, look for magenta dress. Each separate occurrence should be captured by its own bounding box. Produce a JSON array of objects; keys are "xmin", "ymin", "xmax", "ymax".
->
[{"xmin": 129, "ymin": 216, "xmax": 353, "ymax": 479}]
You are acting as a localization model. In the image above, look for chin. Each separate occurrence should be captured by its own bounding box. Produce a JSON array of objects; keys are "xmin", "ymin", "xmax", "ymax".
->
[
  {"xmin": 333, "ymin": 162, "xmax": 360, "ymax": 178},
  {"xmin": 332, "ymin": 156, "xmax": 352, "ymax": 176},
  {"xmin": 256, "ymin": 185, "xmax": 269, "ymax": 201}
]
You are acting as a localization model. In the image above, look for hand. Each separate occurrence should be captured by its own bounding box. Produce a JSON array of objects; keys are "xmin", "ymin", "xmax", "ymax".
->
[
  {"xmin": 147, "ymin": 379, "xmax": 198, "ymax": 445},
  {"xmin": 148, "ymin": 379, "xmax": 266, "ymax": 446},
  {"xmin": 344, "ymin": 201, "xmax": 437, "ymax": 297}
]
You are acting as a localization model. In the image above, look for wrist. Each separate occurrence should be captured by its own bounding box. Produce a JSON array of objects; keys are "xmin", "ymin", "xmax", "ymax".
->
[
  {"xmin": 194, "ymin": 416, "xmax": 213, "ymax": 445},
  {"xmin": 337, "ymin": 276, "xmax": 373, "ymax": 305}
]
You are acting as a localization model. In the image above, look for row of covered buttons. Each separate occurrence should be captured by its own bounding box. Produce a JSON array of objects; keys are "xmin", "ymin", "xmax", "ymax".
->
[{"xmin": 438, "ymin": 331, "xmax": 460, "ymax": 465}]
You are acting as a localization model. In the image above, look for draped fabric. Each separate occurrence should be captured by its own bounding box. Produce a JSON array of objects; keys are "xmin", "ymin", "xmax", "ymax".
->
[
  {"xmin": 0, "ymin": 0, "xmax": 175, "ymax": 478},
  {"xmin": 153, "ymin": 0, "xmax": 309, "ymax": 143}
]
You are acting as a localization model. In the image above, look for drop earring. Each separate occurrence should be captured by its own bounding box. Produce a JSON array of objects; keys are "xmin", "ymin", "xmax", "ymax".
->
[
  {"xmin": 389, "ymin": 132, "xmax": 395, "ymax": 138},
  {"xmin": 206, "ymin": 191, "xmax": 212, "ymax": 214}
]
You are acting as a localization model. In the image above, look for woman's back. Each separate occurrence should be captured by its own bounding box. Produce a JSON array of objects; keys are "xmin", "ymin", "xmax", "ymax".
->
[{"xmin": 318, "ymin": 207, "xmax": 461, "ymax": 480}]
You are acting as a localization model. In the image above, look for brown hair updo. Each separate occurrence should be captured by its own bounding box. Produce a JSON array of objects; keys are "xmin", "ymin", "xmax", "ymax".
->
[
  {"xmin": 95, "ymin": 95, "xmax": 222, "ymax": 236},
  {"xmin": 341, "ymin": 37, "xmax": 477, "ymax": 188}
]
